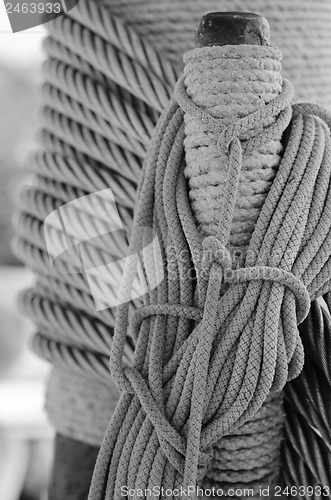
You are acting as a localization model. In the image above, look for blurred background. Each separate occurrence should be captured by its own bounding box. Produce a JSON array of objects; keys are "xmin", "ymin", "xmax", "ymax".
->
[{"xmin": 0, "ymin": 3, "xmax": 54, "ymax": 499}]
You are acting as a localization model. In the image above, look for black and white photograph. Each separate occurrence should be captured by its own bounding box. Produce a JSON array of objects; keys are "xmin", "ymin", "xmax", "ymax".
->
[{"xmin": 0, "ymin": 1, "xmax": 330, "ymax": 499}]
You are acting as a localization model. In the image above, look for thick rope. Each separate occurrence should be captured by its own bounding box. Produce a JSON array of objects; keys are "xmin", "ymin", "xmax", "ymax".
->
[
  {"xmin": 106, "ymin": 0, "xmax": 331, "ymax": 107},
  {"xmin": 182, "ymin": 44, "xmax": 284, "ymax": 262},
  {"xmin": 88, "ymin": 51, "xmax": 331, "ymax": 498},
  {"xmin": 13, "ymin": 0, "xmax": 331, "ymax": 490},
  {"xmin": 282, "ymin": 294, "xmax": 331, "ymax": 491},
  {"xmin": 181, "ymin": 44, "xmax": 287, "ymax": 494}
]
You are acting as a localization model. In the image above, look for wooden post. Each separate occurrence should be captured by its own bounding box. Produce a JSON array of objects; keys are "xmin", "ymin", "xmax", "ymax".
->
[
  {"xmin": 196, "ymin": 12, "xmax": 270, "ymax": 47},
  {"xmin": 49, "ymin": 435, "xmax": 99, "ymax": 500}
]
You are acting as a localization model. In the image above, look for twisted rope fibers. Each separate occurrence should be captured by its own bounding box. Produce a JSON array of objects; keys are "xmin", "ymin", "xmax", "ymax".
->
[
  {"xmin": 14, "ymin": 0, "xmax": 181, "ymax": 447},
  {"xmin": 88, "ymin": 60, "xmax": 331, "ymax": 498},
  {"xmin": 12, "ymin": 0, "xmax": 331, "ymax": 493},
  {"xmin": 281, "ymin": 296, "xmax": 331, "ymax": 493},
  {"xmin": 106, "ymin": 0, "xmax": 331, "ymax": 108},
  {"xmin": 15, "ymin": 0, "xmax": 179, "ymax": 320}
]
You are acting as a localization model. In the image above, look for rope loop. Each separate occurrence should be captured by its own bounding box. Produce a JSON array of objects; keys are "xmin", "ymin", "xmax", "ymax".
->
[
  {"xmin": 122, "ymin": 363, "xmax": 213, "ymax": 475},
  {"xmin": 201, "ymin": 236, "xmax": 232, "ymax": 274},
  {"xmin": 227, "ymin": 266, "xmax": 310, "ymax": 324},
  {"xmin": 174, "ymin": 74, "xmax": 294, "ymax": 156},
  {"xmin": 108, "ymin": 240, "xmax": 311, "ymax": 487}
]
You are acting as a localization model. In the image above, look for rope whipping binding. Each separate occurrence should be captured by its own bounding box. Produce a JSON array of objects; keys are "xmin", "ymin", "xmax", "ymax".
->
[
  {"xmin": 88, "ymin": 13, "xmax": 331, "ymax": 500},
  {"xmin": 12, "ymin": 0, "xmax": 331, "ymax": 495}
]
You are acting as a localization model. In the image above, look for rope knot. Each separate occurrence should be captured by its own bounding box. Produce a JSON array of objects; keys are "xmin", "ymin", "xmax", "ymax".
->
[
  {"xmin": 201, "ymin": 236, "xmax": 232, "ymax": 275},
  {"xmin": 175, "ymin": 74, "xmax": 294, "ymax": 155},
  {"xmin": 228, "ymin": 266, "xmax": 310, "ymax": 325}
]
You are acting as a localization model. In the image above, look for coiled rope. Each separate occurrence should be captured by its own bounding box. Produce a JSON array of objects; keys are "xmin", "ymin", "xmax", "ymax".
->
[
  {"xmin": 87, "ymin": 42, "xmax": 331, "ymax": 497},
  {"xmin": 180, "ymin": 42, "xmax": 293, "ymax": 494},
  {"xmin": 13, "ymin": 0, "xmax": 331, "ymax": 493}
]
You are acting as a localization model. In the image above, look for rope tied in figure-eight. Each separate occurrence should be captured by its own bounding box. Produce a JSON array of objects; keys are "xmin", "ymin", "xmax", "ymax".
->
[{"xmin": 89, "ymin": 34, "xmax": 331, "ymax": 500}]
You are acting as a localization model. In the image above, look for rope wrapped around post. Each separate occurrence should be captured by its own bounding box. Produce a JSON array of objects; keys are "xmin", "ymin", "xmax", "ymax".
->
[
  {"xmin": 89, "ymin": 14, "xmax": 331, "ymax": 500},
  {"xmin": 12, "ymin": 1, "xmax": 331, "ymax": 497},
  {"xmin": 180, "ymin": 18, "xmax": 292, "ymax": 492}
]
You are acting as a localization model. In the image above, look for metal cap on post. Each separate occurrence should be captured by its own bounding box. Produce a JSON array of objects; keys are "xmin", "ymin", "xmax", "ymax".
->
[{"xmin": 196, "ymin": 12, "xmax": 270, "ymax": 47}]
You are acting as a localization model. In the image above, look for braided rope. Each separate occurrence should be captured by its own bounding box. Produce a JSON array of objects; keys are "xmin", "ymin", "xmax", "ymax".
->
[
  {"xmin": 13, "ymin": 0, "xmax": 331, "ymax": 494},
  {"xmin": 88, "ymin": 69, "xmax": 331, "ymax": 498},
  {"xmin": 179, "ymin": 44, "xmax": 291, "ymax": 495}
]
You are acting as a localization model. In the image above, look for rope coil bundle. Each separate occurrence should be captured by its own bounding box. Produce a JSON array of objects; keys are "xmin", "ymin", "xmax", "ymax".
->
[
  {"xmin": 12, "ymin": 0, "xmax": 331, "ymax": 496},
  {"xmin": 88, "ymin": 39, "xmax": 331, "ymax": 497}
]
